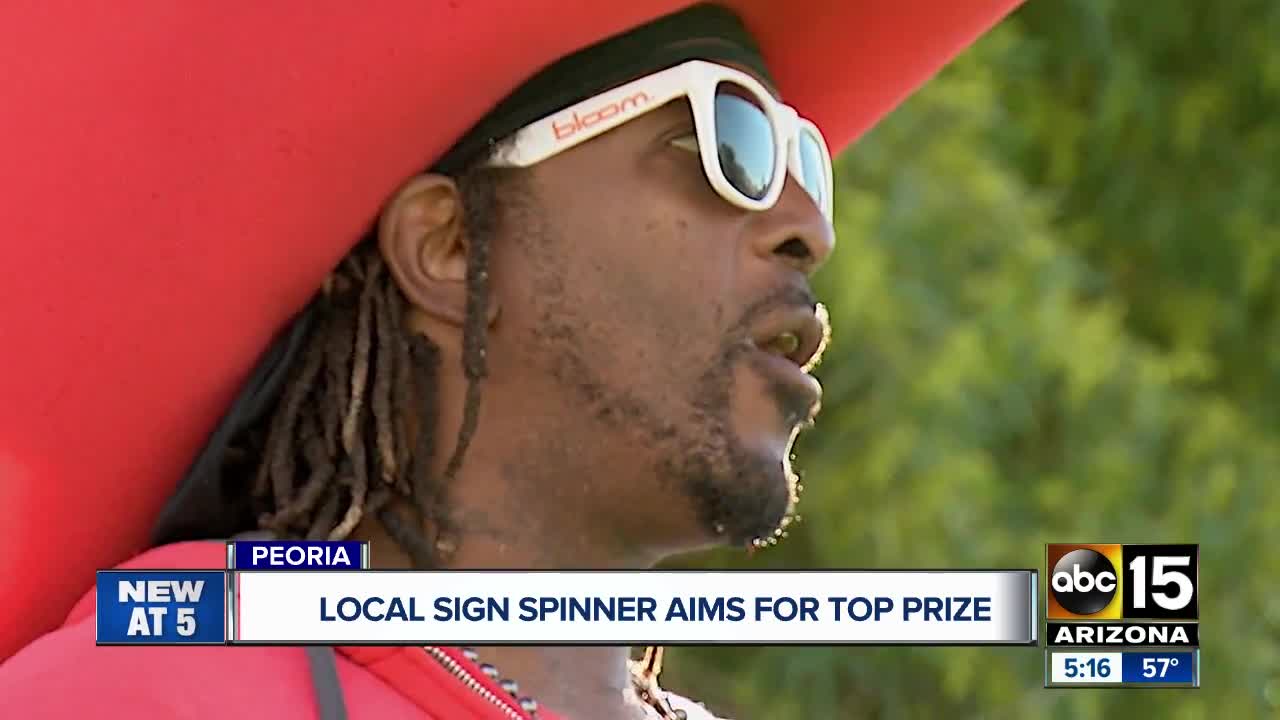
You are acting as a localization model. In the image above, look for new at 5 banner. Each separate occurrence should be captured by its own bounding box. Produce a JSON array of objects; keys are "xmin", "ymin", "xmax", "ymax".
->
[{"xmin": 230, "ymin": 570, "xmax": 1037, "ymax": 645}]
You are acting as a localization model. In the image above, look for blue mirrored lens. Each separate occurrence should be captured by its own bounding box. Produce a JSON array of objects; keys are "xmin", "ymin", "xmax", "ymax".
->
[
  {"xmin": 714, "ymin": 86, "xmax": 775, "ymax": 201},
  {"xmin": 798, "ymin": 129, "xmax": 827, "ymax": 211}
]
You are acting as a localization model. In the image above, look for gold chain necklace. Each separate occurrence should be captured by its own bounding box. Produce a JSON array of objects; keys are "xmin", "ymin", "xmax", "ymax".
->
[{"xmin": 628, "ymin": 646, "xmax": 688, "ymax": 719}]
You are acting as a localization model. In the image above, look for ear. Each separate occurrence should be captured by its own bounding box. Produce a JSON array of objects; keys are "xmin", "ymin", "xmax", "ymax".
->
[{"xmin": 378, "ymin": 174, "xmax": 500, "ymax": 327}]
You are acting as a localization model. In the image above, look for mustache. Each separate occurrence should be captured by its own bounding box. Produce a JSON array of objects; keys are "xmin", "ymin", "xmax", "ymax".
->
[{"xmin": 728, "ymin": 284, "xmax": 818, "ymax": 335}]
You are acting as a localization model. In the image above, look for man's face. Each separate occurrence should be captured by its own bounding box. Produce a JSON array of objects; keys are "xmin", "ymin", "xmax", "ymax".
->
[{"xmin": 486, "ymin": 80, "xmax": 834, "ymax": 552}]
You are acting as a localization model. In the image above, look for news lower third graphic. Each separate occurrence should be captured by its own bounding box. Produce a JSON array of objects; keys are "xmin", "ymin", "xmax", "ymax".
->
[
  {"xmin": 95, "ymin": 540, "xmax": 1040, "ymax": 647},
  {"xmin": 89, "ymin": 539, "xmax": 1203, "ymax": 691},
  {"xmin": 1043, "ymin": 543, "xmax": 1200, "ymax": 688}
]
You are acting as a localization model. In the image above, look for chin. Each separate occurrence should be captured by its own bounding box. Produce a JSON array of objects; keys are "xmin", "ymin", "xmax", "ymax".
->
[{"xmin": 686, "ymin": 445, "xmax": 795, "ymax": 549}]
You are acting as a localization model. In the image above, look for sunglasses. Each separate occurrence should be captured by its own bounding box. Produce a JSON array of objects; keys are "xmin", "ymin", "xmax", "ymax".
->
[{"xmin": 486, "ymin": 60, "xmax": 834, "ymax": 222}]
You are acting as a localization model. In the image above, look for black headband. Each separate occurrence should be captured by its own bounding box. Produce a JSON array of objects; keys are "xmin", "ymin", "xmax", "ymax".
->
[
  {"xmin": 152, "ymin": 3, "xmax": 771, "ymax": 544},
  {"xmin": 434, "ymin": 3, "xmax": 772, "ymax": 173}
]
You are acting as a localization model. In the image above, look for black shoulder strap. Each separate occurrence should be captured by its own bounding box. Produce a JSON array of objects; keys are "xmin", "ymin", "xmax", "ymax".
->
[{"xmin": 304, "ymin": 646, "xmax": 350, "ymax": 720}]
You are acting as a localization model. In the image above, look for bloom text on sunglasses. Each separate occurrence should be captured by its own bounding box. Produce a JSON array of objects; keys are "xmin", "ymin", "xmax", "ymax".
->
[{"xmin": 552, "ymin": 91, "xmax": 654, "ymax": 141}]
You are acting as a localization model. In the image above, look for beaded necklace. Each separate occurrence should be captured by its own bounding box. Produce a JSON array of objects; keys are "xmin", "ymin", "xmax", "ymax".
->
[{"xmin": 424, "ymin": 645, "xmax": 687, "ymax": 719}]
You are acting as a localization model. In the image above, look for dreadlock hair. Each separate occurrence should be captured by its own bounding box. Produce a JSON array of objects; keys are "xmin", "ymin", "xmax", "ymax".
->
[{"xmin": 231, "ymin": 157, "xmax": 504, "ymax": 568}]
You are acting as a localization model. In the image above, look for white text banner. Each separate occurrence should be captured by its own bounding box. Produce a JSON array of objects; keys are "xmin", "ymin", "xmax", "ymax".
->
[{"xmin": 232, "ymin": 570, "xmax": 1037, "ymax": 645}]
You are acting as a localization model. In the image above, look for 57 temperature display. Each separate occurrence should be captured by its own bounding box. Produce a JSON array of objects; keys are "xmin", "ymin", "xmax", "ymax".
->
[
  {"xmin": 1122, "ymin": 652, "xmax": 1195, "ymax": 684},
  {"xmin": 1140, "ymin": 656, "xmax": 1180, "ymax": 678}
]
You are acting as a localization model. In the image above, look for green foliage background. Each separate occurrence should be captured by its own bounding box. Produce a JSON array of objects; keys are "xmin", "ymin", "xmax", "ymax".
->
[{"xmin": 664, "ymin": 1, "xmax": 1280, "ymax": 717}]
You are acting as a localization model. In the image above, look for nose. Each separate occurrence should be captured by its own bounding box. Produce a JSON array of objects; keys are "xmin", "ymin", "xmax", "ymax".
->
[{"xmin": 750, "ymin": 176, "xmax": 835, "ymax": 277}]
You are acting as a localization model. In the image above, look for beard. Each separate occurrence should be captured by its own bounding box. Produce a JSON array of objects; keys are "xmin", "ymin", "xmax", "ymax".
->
[
  {"xmin": 532, "ymin": 289, "xmax": 815, "ymax": 550},
  {"xmin": 660, "ymin": 337, "xmax": 802, "ymax": 548}
]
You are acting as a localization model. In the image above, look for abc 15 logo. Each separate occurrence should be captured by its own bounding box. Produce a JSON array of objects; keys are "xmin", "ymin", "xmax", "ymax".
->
[{"xmin": 1046, "ymin": 544, "xmax": 1199, "ymax": 620}]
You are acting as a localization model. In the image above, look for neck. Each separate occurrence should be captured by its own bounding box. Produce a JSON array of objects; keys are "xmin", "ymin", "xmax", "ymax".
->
[
  {"xmin": 435, "ymin": 472, "xmax": 669, "ymax": 569},
  {"xmin": 397, "ymin": 393, "xmax": 704, "ymax": 569},
  {"xmin": 470, "ymin": 646, "xmax": 651, "ymax": 720},
  {"xmin": 356, "ymin": 496, "xmax": 658, "ymax": 720},
  {"xmin": 349, "ymin": 375, "xmax": 713, "ymax": 718}
]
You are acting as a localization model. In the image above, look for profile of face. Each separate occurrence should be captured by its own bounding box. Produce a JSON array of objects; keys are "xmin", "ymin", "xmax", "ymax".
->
[{"xmin": 381, "ymin": 67, "xmax": 834, "ymax": 560}]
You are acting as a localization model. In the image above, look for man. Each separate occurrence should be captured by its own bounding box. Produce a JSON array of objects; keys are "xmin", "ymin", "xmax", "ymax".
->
[{"xmin": 0, "ymin": 1, "xmax": 1023, "ymax": 718}]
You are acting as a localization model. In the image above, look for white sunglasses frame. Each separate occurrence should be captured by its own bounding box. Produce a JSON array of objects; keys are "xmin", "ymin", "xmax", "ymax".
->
[{"xmin": 484, "ymin": 59, "xmax": 834, "ymax": 222}]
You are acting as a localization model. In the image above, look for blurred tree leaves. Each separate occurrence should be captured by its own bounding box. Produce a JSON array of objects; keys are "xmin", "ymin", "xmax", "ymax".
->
[{"xmin": 663, "ymin": 1, "xmax": 1279, "ymax": 717}]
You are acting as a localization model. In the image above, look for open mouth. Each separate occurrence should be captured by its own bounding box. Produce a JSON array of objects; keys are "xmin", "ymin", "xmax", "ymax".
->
[
  {"xmin": 746, "ymin": 304, "xmax": 829, "ymax": 422},
  {"xmin": 749, "ymin": 304, "xmax": 829, "ymax": 374}
]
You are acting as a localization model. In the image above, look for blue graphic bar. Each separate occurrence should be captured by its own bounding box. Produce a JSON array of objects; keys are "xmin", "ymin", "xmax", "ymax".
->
[
  {"xmin": 95, "ymin": 570, "xmax": 226, "ymax": 644},
  {"xmin": 230, "ymin": 540, "xmax": 367, "ymax": 570},
  {"xmin": 1120, "ymin": 651, "xmax": 1197, "ymax": 685}
]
